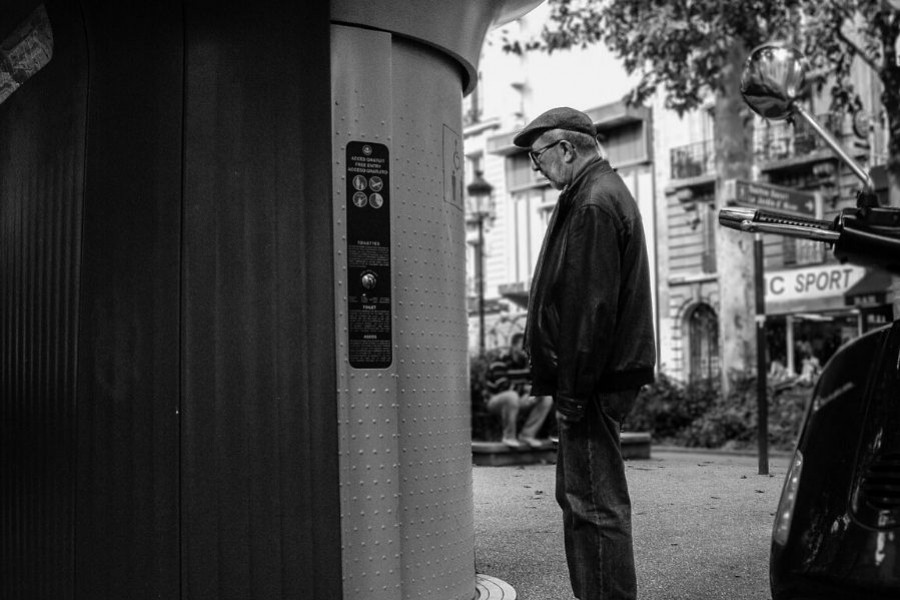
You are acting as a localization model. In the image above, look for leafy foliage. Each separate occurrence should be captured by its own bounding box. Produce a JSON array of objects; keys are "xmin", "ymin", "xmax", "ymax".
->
[
  {"xmin": 797, "ymin": 1, "xmax": 900, "ymax": 182},
  {"xmin": 470, "ymin": 354, "xmax": 809, "ymax": 449},
  {"xmin": 622, "ymin": 372, "xmax": 811, "ymax": 450},
  {"xmin": 504, "ymin": 0, "xmax": 900, "ymax": 184},
  {"xmin": 503, "ymin": 0, "xmax": 800, "ymax": 114},
  {"xmin": 469, "ymin": 349, "xmax": 505, "ymax": 441},
  {"xmin": 622, "ymin": 373, "xmax": 718, "ymax": 438}
]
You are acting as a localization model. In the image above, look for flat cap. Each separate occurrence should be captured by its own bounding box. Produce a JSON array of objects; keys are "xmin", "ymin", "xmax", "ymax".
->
[{"xmin": 512, "ymin": 106, "xmax": 596, "ymax": 148}]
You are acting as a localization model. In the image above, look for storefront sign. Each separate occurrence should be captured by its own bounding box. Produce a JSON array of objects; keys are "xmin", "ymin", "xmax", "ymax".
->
[
  {"xmin": 861, "ymin": 305, "xmax": 894, "ymax": 332},
  {"xmin": 845, "ymin": 269, "xmax": 893, "ymax": 307},
  {"xmin": 765, "ymin": 264, "xmax": 866, "ymax": 305},
  {"xmin": 732, "ymin": 179, "xmax": 816, "ymax": 217}
]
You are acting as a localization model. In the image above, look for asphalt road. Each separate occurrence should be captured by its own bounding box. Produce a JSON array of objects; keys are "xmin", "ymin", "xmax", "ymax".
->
[{"xmin": 473, "ymin": 449, "xmax": 790, "ymax": 600}]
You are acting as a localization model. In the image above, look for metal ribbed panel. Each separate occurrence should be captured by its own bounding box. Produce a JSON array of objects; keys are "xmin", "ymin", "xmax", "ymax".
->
[
  {"xmin": 859, "ymin": 452, "xmax": 900, "ymax": 510},
  {"xmin": 73, "ymin": 4, "xmax": 183, "ymax": 597},
  {"xmin": 0, "ymin": 4, "xmax": 86, "ymax": 597},
  {"xmin": 181, "ymin": 2, "xmax": 341, "ymax": 599}
]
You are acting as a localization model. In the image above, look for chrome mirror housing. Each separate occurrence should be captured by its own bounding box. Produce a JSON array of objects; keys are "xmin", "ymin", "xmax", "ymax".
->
[{"xmin": 740, "ymin": 43, "xmax": 808, "ymax": 121}]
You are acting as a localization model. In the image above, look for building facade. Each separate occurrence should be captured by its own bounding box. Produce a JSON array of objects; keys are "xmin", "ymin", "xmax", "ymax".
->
[{"xmin": 464, "ymin": 6, "xmax": 894, "ymax": 382}]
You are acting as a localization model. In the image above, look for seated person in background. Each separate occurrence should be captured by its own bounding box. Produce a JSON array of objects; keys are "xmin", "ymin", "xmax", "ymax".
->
[
  {"xmin": 798, "ymin": 351, "xmax": 822, "ymax": 385},
  {"xmin": 768, "ymin": 355, "xmax": 790, "ymax": 382},
  {"xmin": 485, "ymin": 333, "xmax": 553, "ymax": 448}
]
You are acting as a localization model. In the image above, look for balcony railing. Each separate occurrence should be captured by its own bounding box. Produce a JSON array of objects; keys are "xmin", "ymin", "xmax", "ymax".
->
[
  {"xmin": 670, "ymin": 140, "xmax": 715, "ymax": 180},
  {"xmin": 754, "ymin": 112, "xmax": 844, "ymax": 163},
  {"xmin": 669, "ymin": 113, "xmax": 846, "ymax": 180}
]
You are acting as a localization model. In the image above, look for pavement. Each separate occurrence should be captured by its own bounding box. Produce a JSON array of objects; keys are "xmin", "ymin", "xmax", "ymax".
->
[{"xmin": 473, "ymin": 448, "xmax": 790, "ymax": 600}]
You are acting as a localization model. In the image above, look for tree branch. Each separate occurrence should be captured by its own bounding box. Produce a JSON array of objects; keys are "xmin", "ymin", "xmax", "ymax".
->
[{"xmin": 836, "ymin": 24, "xmax": 881, "ymax": 74}]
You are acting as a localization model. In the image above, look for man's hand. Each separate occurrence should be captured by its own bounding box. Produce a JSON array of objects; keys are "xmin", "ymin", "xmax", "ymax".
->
[{"xmin": 555, "ymin": 394, "xmax": 585, "ymax": 423}]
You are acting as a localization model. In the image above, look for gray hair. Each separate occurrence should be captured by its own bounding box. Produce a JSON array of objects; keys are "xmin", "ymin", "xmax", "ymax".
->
[{"xmin": 553, "ymin": 129, "xmax": 603, "ymax": 157}]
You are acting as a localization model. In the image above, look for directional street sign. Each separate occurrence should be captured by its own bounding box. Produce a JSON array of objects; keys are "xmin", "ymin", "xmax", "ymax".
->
[{"xmin": 730, "ymin": 179, "xmax": 817, "ymax": 217}]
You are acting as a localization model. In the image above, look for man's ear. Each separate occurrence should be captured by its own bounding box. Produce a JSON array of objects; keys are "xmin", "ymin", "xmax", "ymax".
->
[{"xmin": 561, "ymin": 140, "xmax": 576, "ymax": 162}]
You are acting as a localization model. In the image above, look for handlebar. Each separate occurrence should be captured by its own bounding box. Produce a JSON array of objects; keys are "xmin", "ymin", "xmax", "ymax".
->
[
  {"xmin": 718, "ymin": 207, "xmax": 840, "ymax": 242},
  {"xmin": 719, "ymin": 205, "xmax": 900, "ymax": 276}
]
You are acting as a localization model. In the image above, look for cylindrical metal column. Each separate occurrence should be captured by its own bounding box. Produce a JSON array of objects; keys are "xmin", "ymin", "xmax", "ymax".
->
[
  {"xmin": 329, "ymin": 2, "xmax": 541, "ymax": 599},
  {"xmin": 331, "ymin": 24, "xmax": 472, "ymax": 599}
]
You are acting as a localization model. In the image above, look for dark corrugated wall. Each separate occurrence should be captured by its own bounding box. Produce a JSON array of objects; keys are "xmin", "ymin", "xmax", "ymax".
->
[
  {"xmin": 180, "ymin": 1, "xmax": 341, "ymax": 598},
  {"xmin": 1, "ymin": 1, "xmax": 341, "ymax": 598},
  {"xmin": 74, "ymin": 2, "xmax": 183, "ymax": 597},
  {"xmin": 0, "ymin": 3, "xmax": 86, "ymax": 598}
]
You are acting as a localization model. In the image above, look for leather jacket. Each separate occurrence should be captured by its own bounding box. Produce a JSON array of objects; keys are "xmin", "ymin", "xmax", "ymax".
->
[{"xmin": 525, "ymin": 157, "xmax": 656, "ymax": 421}]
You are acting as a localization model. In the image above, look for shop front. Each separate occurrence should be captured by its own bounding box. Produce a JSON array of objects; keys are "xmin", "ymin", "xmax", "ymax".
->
[{"xmin": 764, "ymin": 263, "xmax": 894, "ymax": 375}]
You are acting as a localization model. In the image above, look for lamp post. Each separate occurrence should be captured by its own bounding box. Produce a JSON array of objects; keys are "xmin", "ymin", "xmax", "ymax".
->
[{"xmin": 467, "ymin": 170, "xmax": 494, "ymax": 356}]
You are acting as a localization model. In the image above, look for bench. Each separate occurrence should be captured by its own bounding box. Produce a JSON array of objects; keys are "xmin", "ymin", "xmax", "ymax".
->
[{"xmin": 472, "ymin": 432, "xmax": 651, "ymax": 466}]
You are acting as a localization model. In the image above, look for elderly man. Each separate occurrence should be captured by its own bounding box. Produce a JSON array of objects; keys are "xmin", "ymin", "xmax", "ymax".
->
[{"xmin": 514, "ymin": 107, "xmax": 656, "ymax": 600}]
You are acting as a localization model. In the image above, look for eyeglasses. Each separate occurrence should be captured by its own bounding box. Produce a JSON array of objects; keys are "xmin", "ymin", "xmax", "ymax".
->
[{"xmin": 528, "ymin": 139, "xmax": 563, "ymax": 169}]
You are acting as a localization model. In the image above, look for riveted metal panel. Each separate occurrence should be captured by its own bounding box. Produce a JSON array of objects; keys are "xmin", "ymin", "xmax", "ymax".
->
[{"xmin": 332, "ymin": 25, "xmax": 473, "ymax": 600}]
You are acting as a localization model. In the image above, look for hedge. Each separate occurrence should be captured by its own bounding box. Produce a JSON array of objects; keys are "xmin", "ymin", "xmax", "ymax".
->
[
  {"xmin": 470, "ymin": 352, "xmax": 811, "ymax": 451},
  {"xmin": 623, "ymin": 373, "xmax": 811, "ymax": 451}
]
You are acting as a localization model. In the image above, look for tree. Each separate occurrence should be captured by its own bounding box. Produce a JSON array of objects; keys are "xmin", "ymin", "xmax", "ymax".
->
[
  {"xmin": 506, "ymin": 1, "xmax": 900, "ymax": 185},
  {"xmin": 797, "ymin": 2, "xmax": 900, "ymax": 319},
  {"xmin": 798, "ymin": 1, "xmax": 900, "ymax": 201},
  {"xmin": 503, "ymin": 0, "xmax": 900, "ymax": 391}
]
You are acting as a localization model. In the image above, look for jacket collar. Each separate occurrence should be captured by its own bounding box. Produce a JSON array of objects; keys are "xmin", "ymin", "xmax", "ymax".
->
[{"xmin": 559, "ymin": 156, "xmax": 610, "ymax": 208}]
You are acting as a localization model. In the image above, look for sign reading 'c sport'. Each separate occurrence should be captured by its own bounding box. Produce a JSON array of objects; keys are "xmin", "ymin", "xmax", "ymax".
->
[{"xmin": 764, "ymin": 264, "xmax": 866, "ymax": 305}]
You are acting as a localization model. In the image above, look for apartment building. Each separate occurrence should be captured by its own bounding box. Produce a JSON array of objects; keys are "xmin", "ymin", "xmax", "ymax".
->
[
  {"xmin": 660, "ymin": 65, "xmax": 892, "ymax": 380},
  {"xmin": 464, "ymin": 6, "xmax": 893, "ymax": 382}
]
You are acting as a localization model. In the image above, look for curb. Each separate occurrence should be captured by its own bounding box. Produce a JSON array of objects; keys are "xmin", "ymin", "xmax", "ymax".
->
[
  {"xmin": 652, "ymin": 444, "xmax": 794, "ymax": 458},
  {"xmin": 472, "ymin": 432, "xmax": 652, "ymax": 466}
]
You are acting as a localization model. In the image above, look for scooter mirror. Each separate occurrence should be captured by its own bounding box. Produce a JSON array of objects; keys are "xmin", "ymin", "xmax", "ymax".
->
[{"xmin": 740, "ymin": 43, "xmax": 808, "ymax": 121}]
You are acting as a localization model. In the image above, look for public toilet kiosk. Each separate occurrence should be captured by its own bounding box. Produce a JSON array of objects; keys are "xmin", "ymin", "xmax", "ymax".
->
[{"xmin": 0, "ymin": 1, "xmax": 541, "ymax": 599}]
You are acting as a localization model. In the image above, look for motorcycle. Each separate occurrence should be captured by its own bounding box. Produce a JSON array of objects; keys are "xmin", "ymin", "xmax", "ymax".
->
[{"xmin": 719, "ymin": 43, "xmax": 900, "ymax": 599}]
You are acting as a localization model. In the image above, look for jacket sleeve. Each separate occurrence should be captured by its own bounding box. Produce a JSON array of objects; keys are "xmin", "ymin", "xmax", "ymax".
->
[{"xmin": 554, "ymin": 204, "xmax": 621, "ymax": 420}]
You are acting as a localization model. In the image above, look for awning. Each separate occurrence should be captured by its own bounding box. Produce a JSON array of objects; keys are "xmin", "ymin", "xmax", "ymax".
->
[{"xmin": 845, "ymin": 269, "xmax": 894, "ymax": 307}]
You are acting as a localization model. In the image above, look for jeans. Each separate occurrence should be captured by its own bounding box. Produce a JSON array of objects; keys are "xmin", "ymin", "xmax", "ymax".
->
[{"xmin": 556, "ymin": 390, "xmax": 637, "ymax": 600}]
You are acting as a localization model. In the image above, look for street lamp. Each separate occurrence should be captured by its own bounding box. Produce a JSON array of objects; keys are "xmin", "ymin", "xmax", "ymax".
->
[{"xmin": 467, "ymin": 170, "xmax": 494, "ymax": 356}]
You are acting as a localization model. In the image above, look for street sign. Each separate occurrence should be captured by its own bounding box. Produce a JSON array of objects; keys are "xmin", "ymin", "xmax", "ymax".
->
[{"xmin": 730, "ymin": 179, "xmax": 817, "ymax": 217}]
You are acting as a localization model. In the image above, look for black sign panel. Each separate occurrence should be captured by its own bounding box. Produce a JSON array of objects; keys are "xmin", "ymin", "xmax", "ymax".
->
[
  {"xmin": 734, "ymin": 179, "xmax": 816, "ymax": 216},
  {"xmin": 346, "ymin": 141, "xmax": 392, "ymax": 368}
]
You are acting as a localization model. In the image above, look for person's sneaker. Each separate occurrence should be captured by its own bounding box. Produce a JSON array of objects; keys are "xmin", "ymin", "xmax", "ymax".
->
[
  {"xmin": 519, "ymin": 437, "xmax": 544, "ymax": 448},
  {"xmin": 502, "ymin": 437, "xmax": 523, "ymax": 449}
]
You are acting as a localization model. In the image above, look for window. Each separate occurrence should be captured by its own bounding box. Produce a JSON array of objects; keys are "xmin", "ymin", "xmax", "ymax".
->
[
  {"xmin": 462, "ymin": 71, "xmax": 482, "ymax": 127},
  {"xmin": 503, "ymin": 151, "xmax": 559, "ymax": 284},
  {"xmin": 785, "ymin": 237, "xmax": 826, "ymax": 266},
  {"xmin": 687, "ymin": 303, "xmax": 720, "ymax": 382},
  {"xmin": 695, "ymin": 191, "xmax": 717, "ymax": 274},
  {"xmin": 506, "ymin": 152, "xmax": 544, "ymax": 190},
  {"xmin": 508, "ymin": 186, "xmax": 558, "ymax": 284},
  {"xmin": 767, "ymin": 169, "xmax": 827, "ymax": 266},
  {"xmin": 603, "ymin": 121, "xmax": 647, "ymax": 166}
]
